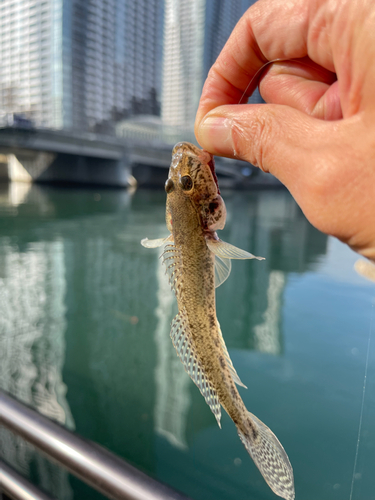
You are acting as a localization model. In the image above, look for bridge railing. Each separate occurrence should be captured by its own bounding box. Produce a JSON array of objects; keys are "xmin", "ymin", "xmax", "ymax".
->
[{"xmin": 0, "ymin": 390, "xmax": 191, "ymax": 500}]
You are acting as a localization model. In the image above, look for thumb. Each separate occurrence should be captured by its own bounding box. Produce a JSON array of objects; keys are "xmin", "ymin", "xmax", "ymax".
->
[
  {"xmin": 195, "ymin": 103, "xmax": 375, "ymax": 252},
  {"xmin": 194, "ymin": 103, "xmax": 342, "ymax": 189}
]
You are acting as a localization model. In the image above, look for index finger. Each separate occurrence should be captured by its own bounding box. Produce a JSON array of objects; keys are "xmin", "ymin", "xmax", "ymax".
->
[{"xmin": 195, "ymin": 0, "xmax": 312, "ymax": 129}]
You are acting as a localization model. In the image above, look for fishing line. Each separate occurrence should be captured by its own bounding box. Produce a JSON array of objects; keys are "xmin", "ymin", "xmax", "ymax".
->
[
  {"xmin": 238, "ymin": 58, "xmax": 283, "ymax": 105},
  {"xmin": 349, "ymin": 299, "xmax": 374, "ymax": 500},
  {"xmin": 237, "ymin": 56, "xmax": 324, "ymax": 105}
]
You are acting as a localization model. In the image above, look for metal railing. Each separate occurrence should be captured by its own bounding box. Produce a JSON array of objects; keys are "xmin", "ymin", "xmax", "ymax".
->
[
  {"xmin": 1, "ymin": 460, "xmax": 55, "ymax": 500},
  {"xmin": 0, "ymin": 390, "xmax": 191, "ymax": 500}
]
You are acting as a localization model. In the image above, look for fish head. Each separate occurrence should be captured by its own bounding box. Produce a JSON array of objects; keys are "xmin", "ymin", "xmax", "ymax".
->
[{"xmin": 165, "ymin": 142, "xmax": 226, "ymax": 232}]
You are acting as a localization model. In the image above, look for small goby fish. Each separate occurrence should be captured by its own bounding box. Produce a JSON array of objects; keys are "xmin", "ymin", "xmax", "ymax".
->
[{"xmin": 141, "ymin": 142, "xmax": 295, "ymax": 500}]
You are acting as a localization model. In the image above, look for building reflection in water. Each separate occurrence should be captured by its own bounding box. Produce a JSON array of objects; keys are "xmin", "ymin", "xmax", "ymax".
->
[
  {"xmin": 0, "ymin": 183, "xmax": 328, "ymax": 498},
  {"xmin": 253, "ymin": 270, "xmax": 285, "ymax": 355},
  {"xmin": 0, "ymin": 182, "xmax": 133, "ymax": 499},
  {"xmin": 0, "ymin": 195, "xmax": 74, "ymax": 499},
  {"xmin": 153, "ymin": 262, "xmax": 191, "ymax": 450}
]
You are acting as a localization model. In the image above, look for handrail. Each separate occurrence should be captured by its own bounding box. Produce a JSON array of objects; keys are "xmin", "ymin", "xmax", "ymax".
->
[
  {"xmin": 0, "ymin": 459, "xmax": 55, "ymax": 500},
  {"xmin": 0, "ymin": 391, "xmax": 191, "ymax": 500}
]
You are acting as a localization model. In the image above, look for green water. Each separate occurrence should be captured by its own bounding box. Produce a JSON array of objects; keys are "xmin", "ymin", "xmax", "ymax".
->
[{"xmin": 0, "ymin": 183, "xmax": 374, "ymax": 500}]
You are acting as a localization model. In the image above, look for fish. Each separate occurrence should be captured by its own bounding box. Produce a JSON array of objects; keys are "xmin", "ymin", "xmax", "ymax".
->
[{"xmin": 141, "ymin": 142, "xmax": 295, "ymax": 500}]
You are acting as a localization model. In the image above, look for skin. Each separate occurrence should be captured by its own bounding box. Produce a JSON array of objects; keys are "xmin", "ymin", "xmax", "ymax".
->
[{"xmin": 194, "ymin": 0, "xmax": 375, "ymax": 262}]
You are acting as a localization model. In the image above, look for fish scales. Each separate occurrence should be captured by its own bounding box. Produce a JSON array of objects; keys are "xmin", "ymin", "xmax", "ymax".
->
[
  {"xmin": 141, "ymin": 142, "xmax": 295, "ymax": 500},
  {"xmin": 175, "ymin": 232, "xmax": 243, "ymax": 419},
  {"xmin": 166, "ymin": 168, "xmax": 241, "ymax": 411},
  {"xmin": 173, "ymin": 221, "xmax": 237, "ymax": 407}
]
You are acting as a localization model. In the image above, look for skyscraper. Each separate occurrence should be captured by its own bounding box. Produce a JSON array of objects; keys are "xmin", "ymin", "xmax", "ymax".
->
[
  {"xmin": 70, "ymin": 0, "xmax": 164, "ymax": 132},
  {"xmin": 0, "ymin": 0, "xmax": 256, "ymax": 134},
  {"xmin": 0, "ymin": 0, "xmax": 164, "ymax": 131},
  {"xmin": 0, "ymin": 0, "xmax": 64, "ymax": 128},
  {"xmin": 161, "ymin": 0, "xmax": 255, "ymax": 128}
]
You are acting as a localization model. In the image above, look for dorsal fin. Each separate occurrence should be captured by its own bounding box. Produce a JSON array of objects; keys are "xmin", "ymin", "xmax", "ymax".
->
[
  {"xmin": 161, "ymin": 243, "xmax": 183, "ymax": 299},
  {"xmin": 170, "ymin": 309, "xmax": 222, "ymax": 427}
]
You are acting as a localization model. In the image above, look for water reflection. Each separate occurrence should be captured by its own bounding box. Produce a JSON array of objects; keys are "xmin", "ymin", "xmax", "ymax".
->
[
  {"xmin": 153, "ymin": 262, "xmax": 190, "ymax": 450},
  {"xmin": 215, "ymin": 192, "xmax": 327, "ymax": 356},
  {"xmin": 0, "ymin": 223, "xmax": 74, "ymax": 497},
  {"xmin": 0, "ymin": 182, "xmax": 134, "ymax": 499},
  {"xmin": 253, "ymin": 270, "xmax": 285, "ymax": 355},
  {"xmin": 0, "ymin": 182, "xmax": 373, "ymax": 500}
]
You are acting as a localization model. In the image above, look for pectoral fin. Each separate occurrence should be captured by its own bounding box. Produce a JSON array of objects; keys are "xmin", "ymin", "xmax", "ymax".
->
[
  {"xmin": 206, "ymin": 236, "xmax": 264, "ymax": 261},
  {"xmin": 214, "ymin": 256, "xmax": 231, "ymax": 288},
  {"xmin": 141, "ymin": 234, "xmax": 173, "ymax": 248}
]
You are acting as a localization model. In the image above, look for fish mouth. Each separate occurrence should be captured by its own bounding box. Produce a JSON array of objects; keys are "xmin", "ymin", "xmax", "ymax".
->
[
  {"xmin": 172, "ymin": 141, "xmax": 212, "ymax": 165},
  {"xmin": 172, "ymin": 141, "xmax": 200, "ymax": 156}
]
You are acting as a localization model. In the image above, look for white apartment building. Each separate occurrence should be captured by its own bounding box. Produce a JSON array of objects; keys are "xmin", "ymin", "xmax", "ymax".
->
[
  {"xmin": 0, "ymin": 0, "xmax": 163, "ymax": 131},
  {"xmin": 0, "ymin": 0, "xmax": 63, "ymax": 128}
]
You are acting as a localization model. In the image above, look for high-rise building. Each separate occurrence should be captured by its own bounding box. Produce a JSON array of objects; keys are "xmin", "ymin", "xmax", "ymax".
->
[
  {"xmin": 70, "ymin": 0, "xmax": 164, "ymax": 132},
  {"xmin": 0, "ymin": 0, "xmax": 164, "ymax": 131},
  {"xmin": 1, "ymin": 0, "xmax": 257, "ymax": 134},
  {"xmin": 0, "ymin": 0, "xmax": 62, "ymax": 128},
  {"xmin": 161, "ymin": 0, "xmax": 256, "ymax": 128}
]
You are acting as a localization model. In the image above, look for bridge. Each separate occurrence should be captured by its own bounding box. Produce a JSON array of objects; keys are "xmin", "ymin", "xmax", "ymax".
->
[
  {"xmin": 0, "ymin": 126, "xmax": 277, "ymax": 188},
  {"xmin": 0, "ymin": 126, "xmax": 132, "ymax": 187}
]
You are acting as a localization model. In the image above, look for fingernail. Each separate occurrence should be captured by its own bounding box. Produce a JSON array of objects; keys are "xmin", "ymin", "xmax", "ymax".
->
[{"xmin": 198, "ymin": 116, "xmax": 233, "ymax": 155}]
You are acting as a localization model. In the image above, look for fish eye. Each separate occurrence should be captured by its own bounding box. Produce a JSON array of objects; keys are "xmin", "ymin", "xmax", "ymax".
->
[
  {"xmin": 165, "ymin": 178, "xmax": 174, "ymax": 194},
  {"xmin": 180, "ymin": 175, "xmax": 193, "ymax": 191}
]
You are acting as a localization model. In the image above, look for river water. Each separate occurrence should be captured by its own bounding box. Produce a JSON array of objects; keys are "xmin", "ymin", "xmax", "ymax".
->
[{"xmin": 0, "ymin": 182, "xmax": 374, "ymax": 500}]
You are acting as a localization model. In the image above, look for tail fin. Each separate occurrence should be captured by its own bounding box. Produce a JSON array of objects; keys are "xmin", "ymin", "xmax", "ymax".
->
[{"xmin": 237, "ymin": 411, "xmax": 295, "ymax": 500}]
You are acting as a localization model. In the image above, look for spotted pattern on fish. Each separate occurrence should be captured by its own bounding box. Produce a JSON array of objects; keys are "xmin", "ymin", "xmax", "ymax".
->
[
  {"xmin": 141, "ymin": 142, "xmax": 295, "ymax": 500},
  {"xmin": 170, "ymin": 308, "xmax": 222, "ymax": 427}
]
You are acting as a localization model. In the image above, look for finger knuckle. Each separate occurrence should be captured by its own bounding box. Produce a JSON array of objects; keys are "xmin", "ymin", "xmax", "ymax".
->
[{"xmin": 231, "ymin": 109, "xmax": 277, "ymax": 171}]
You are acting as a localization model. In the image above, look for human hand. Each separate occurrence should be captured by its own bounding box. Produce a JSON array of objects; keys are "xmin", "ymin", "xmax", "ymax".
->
[{"xmin": 195, "ymin": 0, "xmax": 375, "ymax": 261}]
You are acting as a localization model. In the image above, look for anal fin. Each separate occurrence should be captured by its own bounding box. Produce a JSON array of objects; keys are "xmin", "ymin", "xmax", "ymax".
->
[
  {"xmin": 216, "ymin": 320, "xmax": 247, "ymax": 389},
  {"xmin": 170, "ymin": 309, "xmax": 222, "ymax": 427}
]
